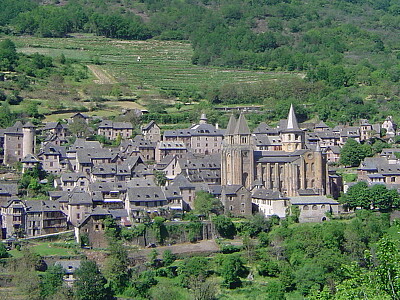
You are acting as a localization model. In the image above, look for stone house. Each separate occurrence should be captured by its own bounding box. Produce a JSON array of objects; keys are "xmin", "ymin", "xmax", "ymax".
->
[
  {"xmin": 3, "ymin": 121, "xmax": 36, "ymax": 165},
  {"xmin": 155, "ymin": 141, "xmax": 187, "ymax": 162},
  {"xmin": 42, "ymin": 122, "xmax": 68, "ymax": 144},
  {"xmin": 75, "ymin": 207, "xmax": 111, "ymax": 248},
  {"xmin": 59, "ymin": 192, "xmax": 93, "ymax": 226},
  {"xmin": 1, "ymin": 198, "xmax": 26, "ymax": 238},
  {"xmin": 21, "ymin": 154, "xmax": 41, "ymax": 173},
  {"xmin": 221, "ymin": 185, "xmax": 252, "ymax": 217},
  {"xmin": 141, "ymin": 120, "xmax": 161, "ymax": 143},
  {"xmin": 97, "ymin": 120, "xmax": 133, "ymax": 140},
  {"xmin": 25, "ymin": 200, "xmax": 68, "ymax": 236},
  {"xmin": 57, "ymin": 172, "xmax": 90, "ymax": 192},
  {"xmin": 252, "ymin": 188, "xmax": 289, "ymax": 219},
  {"xmin": 163, "ymin": 114, "xmax": 224, "ymax": 155},
  {"xmin": 126, "ymin": 186, "xmax": 168, "ymax": 222},
  {"xmin": 38, "ymin": 143, "xmax": 70, "ymax": 174}
]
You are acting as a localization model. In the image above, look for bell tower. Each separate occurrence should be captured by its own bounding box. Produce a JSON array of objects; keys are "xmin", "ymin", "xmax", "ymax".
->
[
  {"xmin": 221, "ymin": 114, "xmax": 254, "ymax": 189},
  {"xmin": 281, "ymin": 104, "xmax": 305, "ymax": 152}
]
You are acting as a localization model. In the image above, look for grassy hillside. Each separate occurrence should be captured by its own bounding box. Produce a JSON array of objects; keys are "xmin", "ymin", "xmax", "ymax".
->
[{"xmin": 5, "ymin": 34, "xmax": 301, "ymax": 123}]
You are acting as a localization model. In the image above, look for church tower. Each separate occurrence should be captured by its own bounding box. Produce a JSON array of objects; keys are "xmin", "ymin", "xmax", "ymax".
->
[
  {"xmin": 281, "ymin": 104, "xmax": 305, "ymax": 152},
  {"xmin": 22, "ymin": 121, "xmax": 36, "ymax": 159},
  {"xmin": 221, "ymin": 114, "xmax": 254, "ymax": 189}
]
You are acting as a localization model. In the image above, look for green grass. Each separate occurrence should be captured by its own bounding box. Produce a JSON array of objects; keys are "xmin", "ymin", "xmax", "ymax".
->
[
  {"xmin": 8, "ymin": 241, "xmax": 80, "ymax": 258},
  {"xmin": 10, "ymin": 34, "xmax": 301, "ymax": 98}
]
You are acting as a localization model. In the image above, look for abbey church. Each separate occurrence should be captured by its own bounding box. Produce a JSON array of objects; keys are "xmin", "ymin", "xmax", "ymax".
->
[{"xmin": 221, "ymin": 105, "xmax": 329, "ymax": 198}]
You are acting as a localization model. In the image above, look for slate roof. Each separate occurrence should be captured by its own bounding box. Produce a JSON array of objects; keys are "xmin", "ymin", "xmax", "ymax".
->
[
  {"xmin": 223, "ymin": 185, "xmax": 244, "ymax": 195},
  {"xmin": 252, "ymin": 188, "xmax": 288, "ymax": 200},
  {"xmin": 315, "ymin": 121, "xmax": 330, "ymax": 129},
  {"xmin": 0, "ymin": 183, "xmax": 18, "ymax": 196},
  {"xmin": 158, "ymin": 141, "xmax": 187, "ymax": 149},
  {"xmin": 234, "ymin": 113, "xmax": 250, "ymax": 135},
  {"xmin": 127, "ymin": 186, "xmax": 167, "ymax": 202},
  {"xmin": 26, "ymin": 200, "xmax": 63, "ymax": 212},
  {"xmin": 60, "ymin": 172, "xmax": 88, "ymax": 182},
  {"xmin": 170, "ymin": 174, "xmax": 195, "ymax": 189},
  {"xmin": 55, "ymin": 260, "xmax": 81, "ymax": 274},
  {"xmin": 290, "ymin": 196, "xmax": 339, "ymax": 205},
  {"xmin": 126, "ymin": 178, "xmax": 156, "ymax": 187},
  {"xmin": 5, "ymin": 121, "xmax": 23, "ymax": 135},
  {"xmin": 21, "ymin": 154, "xmax": 40, "ymax": 163},
  {"xmin": 89, "ymin": 182, "xmax": 127, "ymax": 193},
  {"xmin": 142, "ymin": 120, "xmax": 157, "ymax": 131}
]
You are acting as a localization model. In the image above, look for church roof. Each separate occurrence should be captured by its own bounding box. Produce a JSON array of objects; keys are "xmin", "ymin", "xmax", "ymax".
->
[
  {"xmin": 286, "ymin": 104, "xmax": 299, "ymax": 130},
  {"xmin": 225, "ymin": 114, "xmax": 237, "ymax": 136},
  {"xmin": 234, "ymin": 113, "xmax": 250, "ymax": 135}
]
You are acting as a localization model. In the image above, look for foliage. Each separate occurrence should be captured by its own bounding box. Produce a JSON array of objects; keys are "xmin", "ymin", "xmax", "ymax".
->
[
  {"xmin": 212, "ymin": 215, "xmax": 236, "ymax": 239},
  {"xmin": 40, "ymin": 264, "xmax": 64, "ymax": 299},
  {"xmin": 342, "ymin": 182, "xmax": 400, "ymax": 210},
  {"xmin": 162, "ymin": 249, "xmax": 176, "ymax": 267},
  {"xmin": 194, "ymin": 190, "xmax": 223, "ymax": 216},
  {"xmin": 178, "ymin": 257, "xmax": 210, "ymax": 287},
  {"xmin": 339, "ymin": 139, "xmax": 369, "ymax": 167},
  {"xmin": 217, "ymin": 253, "xmax": 248, "ymax": 289},
  {"xmin": 104, "ymin": 240, "xmax": 129, "ymax": 294},
  {"xmin": 75, "ymin": 260, "xmax": 113, "ymax": 300},
  {"xmin": 154, "ymin": 170, "xmax": 167, "ymax": 186},
  {"xmin": 0, "ymin": 242, "xmax": 9, "ymax": 258}
]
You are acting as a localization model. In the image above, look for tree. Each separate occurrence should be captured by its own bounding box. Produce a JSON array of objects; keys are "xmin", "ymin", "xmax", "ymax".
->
[
  {"xmin": 69, "ymin": 118, "xmax": 90, "ymax": 138},
  {"xmin": 339, "ymin": 138, "xmax": 367, "ymax": 167},
  {"xmin": 194, "ymin": 191, "xmax": 223, "ymax": 216},
  {"xmin": 212, "ymin": 215, "xmax": 236, "ymax": 239},
  {"xmin": 104, "ymin": 241, "xmax": 129, "ymax": 294},
  {"xmin": 376, "ymin": 237, "xmax": 400, "ymax": 299},
  {"xmin": 0, "ymin": 243, "xmax": 9, "ymax": 258},
  {"xmin": 0, "ymin": 39, "xmax": 18, "ymax": 71},
  {"xmin": 74, "ymin": 260, "xmax": 113, "ymax": 300},
  {"xmin": 218, "ymin": 254, "xmax": 248, "ymax": 289},
  {"xmin": 162, "ymin": 249, "xmax": 176, "ymax": 267},
  {"xmin": 154, "ymin": 170, "xmax": 167, "ymax": 186},
  {"xmin": 178, "ymin": 257, "xmax": 210, "ymax": 287},
  {"xmin": 370, "ymin": 184, "xmax": 400, "ymax": 211},
  {"xmin": 40, "ymin": 264, "xmax": 64, "ymax": 299},
  {"xmin": 342, "ymin": 181, "xmax": 371, "ymax": 209}
]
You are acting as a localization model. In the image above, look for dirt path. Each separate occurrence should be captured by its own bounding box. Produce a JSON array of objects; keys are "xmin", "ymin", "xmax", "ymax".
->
[
  {"xmin": 87, "ymin": 64, "xmax": 117, "ymax": 84},
  {"xmin": 128, "ymin": 240, "xmax": 220, "ymax": 259}
]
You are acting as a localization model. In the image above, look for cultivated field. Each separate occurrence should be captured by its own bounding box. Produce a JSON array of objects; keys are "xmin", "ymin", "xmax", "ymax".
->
[{"xmin": 6, "ymin": 34, "xmax": 303, "ymax": 121}]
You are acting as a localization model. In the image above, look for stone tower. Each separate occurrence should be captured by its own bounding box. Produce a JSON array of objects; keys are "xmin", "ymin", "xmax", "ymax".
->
[
  {"xmin": 281, "ymin": 104, "xmax": 305, "ymax": 152},
  {"xmin": 22, "ymin": 121, "xmax": 36, "ymax": 159},
  {"xmin": 221, "ymin": 114, "xmax": 254, "ymax": 189}
]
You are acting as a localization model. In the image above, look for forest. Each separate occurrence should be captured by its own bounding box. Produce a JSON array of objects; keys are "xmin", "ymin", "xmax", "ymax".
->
[
  {"xmin": 4, "ymin": 210, "xmax": 400, "ymax": 300},
  {"xmin": 0, "ymin": 0, "xmax": 400, "ymax": 125}
]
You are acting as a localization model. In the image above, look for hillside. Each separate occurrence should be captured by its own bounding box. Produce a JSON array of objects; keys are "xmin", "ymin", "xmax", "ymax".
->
[{"xmin": 0, "ymin": 0, "xmax": 400, "ymax": 126}]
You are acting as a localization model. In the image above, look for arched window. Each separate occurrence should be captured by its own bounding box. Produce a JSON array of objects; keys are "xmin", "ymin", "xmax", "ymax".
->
[
  {"xmin": 312, "ymin": 205, "xmax": 318, "ymax": 210},
  {"xmin": 303, "ymin": 205, "xmax": 309, "ymax": 210}
]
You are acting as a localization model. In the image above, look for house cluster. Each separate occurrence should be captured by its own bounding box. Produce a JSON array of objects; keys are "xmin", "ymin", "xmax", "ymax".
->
[{"xmin": 0, "ymin": 107, "xmax": 396, "ymax": 241}]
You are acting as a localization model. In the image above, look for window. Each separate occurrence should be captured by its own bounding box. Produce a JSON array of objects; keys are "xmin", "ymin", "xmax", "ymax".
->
[
  {"xmin": 312, "ymin": 205, "xmax": 318, "ymax": 210},
  {"xmin": 77, "ymin": 213, "xmax": 80, "ymax": 219},
  {"xmin": 303, "ymin": 205, "xmax": 309, "ymax": 210},
  {"xmin": 392, "ymin": 177, "xmax": 396, "ymax": 182},
  {"xmin": 77, "ymin": 205, "xmax": 80, "ymax": 209}
]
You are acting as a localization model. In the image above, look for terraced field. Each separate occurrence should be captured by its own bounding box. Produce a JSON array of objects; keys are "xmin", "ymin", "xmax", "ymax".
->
[{"xmin": 12, "ymin": 34, "xmax": 301, "ymax": 97}]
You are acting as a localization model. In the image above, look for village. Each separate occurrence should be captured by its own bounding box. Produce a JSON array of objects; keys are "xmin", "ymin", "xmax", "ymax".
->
[{"xmin": 0, "ymin": 105, "xmax": 397, "ymax": 246}]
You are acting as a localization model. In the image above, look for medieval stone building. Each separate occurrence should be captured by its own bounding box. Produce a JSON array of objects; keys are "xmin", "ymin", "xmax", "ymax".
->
[{"xmin": 221, "ymin": 105, "xmax": 329, "ymax": 200}]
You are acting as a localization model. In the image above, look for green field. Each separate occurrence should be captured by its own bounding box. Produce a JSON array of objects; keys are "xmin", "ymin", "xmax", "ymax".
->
[
  {"xmin": 10, "ymin": 35, "xmax": 302, "ymax": 105},
  {"xmin": 13, "ymin": 34, "xmax": 300, "ymax": 89}
]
